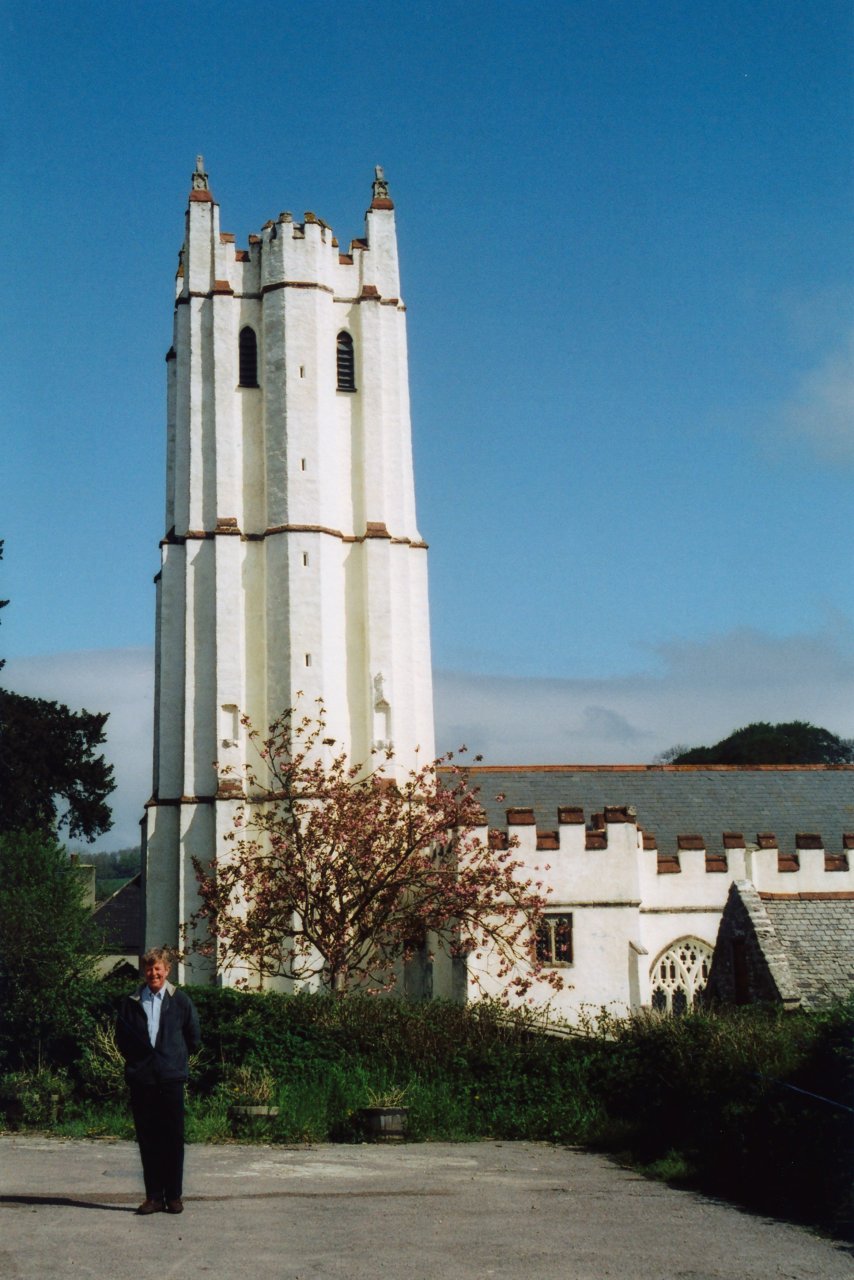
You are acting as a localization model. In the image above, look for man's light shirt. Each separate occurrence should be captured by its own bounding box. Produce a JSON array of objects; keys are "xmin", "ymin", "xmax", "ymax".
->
[{"xmin": 141, "ymin": 986, "xmax": 165, "ymax": 1047}]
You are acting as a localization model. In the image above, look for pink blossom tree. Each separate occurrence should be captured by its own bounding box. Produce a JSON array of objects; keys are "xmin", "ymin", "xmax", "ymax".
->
[{"xmin": 186, "ymin": 700, "xmax": 563, "ymax": 998}]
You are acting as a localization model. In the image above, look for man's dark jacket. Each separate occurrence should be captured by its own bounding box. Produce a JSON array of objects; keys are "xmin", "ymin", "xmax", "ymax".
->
[{"xmin": 115, "ymin": 983, "xmax": 201, "ymax": 1085}]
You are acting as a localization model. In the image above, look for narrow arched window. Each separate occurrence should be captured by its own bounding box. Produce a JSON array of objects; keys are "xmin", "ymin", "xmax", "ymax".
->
[
  {"xmin": 336, "ymin": 331, "xmax": 355, "ymax": 391},
  {"xmin": 239, "ymin": 326, "xmax": 258, "ymax": 387}
]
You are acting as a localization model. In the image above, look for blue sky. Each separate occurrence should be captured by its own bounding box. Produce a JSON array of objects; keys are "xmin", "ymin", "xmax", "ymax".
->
[{"xmin": 2, "ymin": 2, "xmax": 853, "ymax": 848}]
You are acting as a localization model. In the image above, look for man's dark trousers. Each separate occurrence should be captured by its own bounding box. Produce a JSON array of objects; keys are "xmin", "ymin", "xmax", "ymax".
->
[{"xmin": 129, "ymin": 1079, "xmax": 186, "ymax": 1203}]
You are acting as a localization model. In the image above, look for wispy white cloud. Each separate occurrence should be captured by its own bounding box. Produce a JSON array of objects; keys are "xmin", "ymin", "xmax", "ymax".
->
[
  {"xmin": 3, "ymin": 622, "xmax": 852, "ymax": 850},
  {"xmin": 782, "ymin": 330, "xmax": 854, "ymax": 465},
  {"xmin": 435, "ymin": 623, "xmax": 854, "ymax": 763}
]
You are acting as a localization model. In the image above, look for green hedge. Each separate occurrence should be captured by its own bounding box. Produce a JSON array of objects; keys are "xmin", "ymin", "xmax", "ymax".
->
[{"xmin": 186, "ymin": 989, "xmax": 603, "ymax": 1143}]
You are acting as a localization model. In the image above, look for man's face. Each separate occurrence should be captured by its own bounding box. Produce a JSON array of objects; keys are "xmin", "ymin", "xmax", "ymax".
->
[{"xmin": 144, "ymin": 960, "xmax": 169, "ymax": 993}]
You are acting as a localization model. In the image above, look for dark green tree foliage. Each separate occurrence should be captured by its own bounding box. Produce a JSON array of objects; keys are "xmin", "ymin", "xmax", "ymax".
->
[
  {"xmin": 667, "ymin": 721, "xmax": 854, "ymax": 766},
  {"xmin": 0, "ymin": 692, "xmax": 114, "ymax": 840},
  {"xmin": 0, "ymin": 830, "xmax": 105, "ymax": 1067},
  {"xmin": 0, "ymin": 539, "xmax": 114, "ymax": 841},
  {"xmin": 85, "ymin": 847, "xmax": 141, "ymax": 878}
]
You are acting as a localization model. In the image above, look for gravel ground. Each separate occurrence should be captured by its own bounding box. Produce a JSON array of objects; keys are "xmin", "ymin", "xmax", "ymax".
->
[{"xmin": 0, "ymin": 1137, "xmax": 851, "ymax": 1280}]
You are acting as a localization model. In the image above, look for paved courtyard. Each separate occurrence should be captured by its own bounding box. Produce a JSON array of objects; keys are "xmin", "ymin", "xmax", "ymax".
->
[{"xmin": 0, "ymin": 1137, "xmax": 850, "ymax": 1279}]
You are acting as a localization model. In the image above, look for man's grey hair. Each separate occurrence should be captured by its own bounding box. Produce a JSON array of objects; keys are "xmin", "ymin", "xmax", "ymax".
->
[{"xmin": 142, "ymin": 946, "xmax": 174, "ymax": 968}]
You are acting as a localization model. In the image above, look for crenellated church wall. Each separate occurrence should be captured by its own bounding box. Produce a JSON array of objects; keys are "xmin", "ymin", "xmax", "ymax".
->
[{"xmin": 460, "ymin": 806, "xmax": 854, "ymax": 1021}]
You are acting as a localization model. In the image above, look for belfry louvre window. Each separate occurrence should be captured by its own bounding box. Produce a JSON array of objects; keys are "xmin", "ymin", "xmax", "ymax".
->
[
  {"xmin": 239, "ymin": 327, "xmax": 259, "ymax": 387},
  {"xmin": 336, "ymin": 331, "xmax": 356, "ymax": 391},
  {"xmin": 535, "ymin": 913, "xmax": 573, "ymax": 966}
]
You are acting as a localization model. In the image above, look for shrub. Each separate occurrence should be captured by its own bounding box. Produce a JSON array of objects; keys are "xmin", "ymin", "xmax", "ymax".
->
[
  {"xmin": 0, "ymin": 831, "xmax": 105, "ymax": 1069},
  {"xmin": 586, "ymin": 1000, "xmax": 854, "ymax": 1239},
  {"xmin": 78, "ymin": 1020, "xmax": 127, "ymax": 1100},
  {"xmin": 0, "ymin": 1067, "xmax": 71, "ymax": 1129}
]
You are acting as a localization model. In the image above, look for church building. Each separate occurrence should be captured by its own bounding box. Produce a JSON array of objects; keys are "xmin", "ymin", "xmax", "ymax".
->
[{"xmin": 143, "ymin": 161, "xmax": 853, "ymax": 1018}]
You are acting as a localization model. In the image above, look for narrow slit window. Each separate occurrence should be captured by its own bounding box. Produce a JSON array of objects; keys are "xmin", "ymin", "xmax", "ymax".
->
[
  {"xmin": 239, "ymin": 326, "xmax": 259, "ymax": 387},
  {"xmin": 336, "ymin": 331, "xmax": 355, "ymax": 391},
  {"xmin": 302, "ymin": 552, "xmax": 309, "ymax": 567},
  {"xmin": 305, "ymin": 653, "xmax": 312, "ymax": 667}
]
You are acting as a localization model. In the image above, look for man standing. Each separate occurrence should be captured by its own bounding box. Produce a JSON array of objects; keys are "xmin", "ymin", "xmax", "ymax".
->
[{"xmin": 116, "ymin": 947, "xmax": 201, "ymax": 1216}]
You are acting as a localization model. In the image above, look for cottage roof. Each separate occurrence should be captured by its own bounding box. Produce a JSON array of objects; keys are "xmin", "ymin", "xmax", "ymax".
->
[
  {"xmin": 93, "ymin": 874, "xmax": 142, "ymax": 953},
  {"xmin": 452, "ymin": 765, "xmax": 854, "ymax": 855}
]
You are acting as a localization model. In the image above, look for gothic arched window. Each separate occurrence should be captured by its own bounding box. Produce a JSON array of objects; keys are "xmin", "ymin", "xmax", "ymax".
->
[
  {"xmin": 239, "ymin": 326, "xmax": 259, "ymax": 387},
  {"xmin": 650, "ymin": 938, "xmax": 712, "ymax": 1015},
  {"xmin": 336, "ymin": 331, "xmax": 356, "ymax": 391}
]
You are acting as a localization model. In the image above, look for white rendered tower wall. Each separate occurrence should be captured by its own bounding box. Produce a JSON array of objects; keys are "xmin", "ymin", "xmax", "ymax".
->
[{"xmin": 143, "ymin": 161, "xmax": 435, "ymax": 976}]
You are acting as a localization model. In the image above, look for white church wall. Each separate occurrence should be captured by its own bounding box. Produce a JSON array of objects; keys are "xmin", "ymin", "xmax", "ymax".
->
[
  {"xmin": 142, "ymin": 803, "xmax": 180, "ymax": 949},
  {"xmin": 214, "ymin": 534, "xmax": 244, "ymax": 767},
  {"xmin": 364, "ymin": 205, "xmax": 401, "ymax": 297},
  {"xmin": 263, "ymin": 531, "xmax": 294, "ymax": 724},
  {"xmin": 152, "ymin": 544, "xmax": 185, "ymax": 796},
  {"xmin": 242, "ymin": 543, "xmax": 267, "ymax": 740},
  {"xmin": 170, "ymin": 303, "xmax": 191, "ymax": 532},
  {"xmin": 260, "ymin": 288, "xmax": 287, "ymax": 526},
  {"xmin": 452, "ymin": 812, "xmax": 854, "ymax": 1022},
  {"xmin": 638, "ymin": 845, "xmax": 729, "ymax": 912}
]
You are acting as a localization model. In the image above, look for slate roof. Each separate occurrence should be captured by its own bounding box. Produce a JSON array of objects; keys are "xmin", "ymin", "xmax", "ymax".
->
[
  {"xmin": 449, "ymin": 765, "xmax": 854, "ymax": 855},
  {"xmin": 760, "ymin": 894, "xmax": 854, "ymax": 1009},
  {"xmin": 93, "ymin": 874, "xmax": 142, "ymax": 953}
]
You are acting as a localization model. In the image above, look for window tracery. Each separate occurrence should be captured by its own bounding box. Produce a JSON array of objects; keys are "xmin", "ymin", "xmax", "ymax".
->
[{"xmin": 650, "ymin": 938, "xmax": 712, "ymax": 1014}]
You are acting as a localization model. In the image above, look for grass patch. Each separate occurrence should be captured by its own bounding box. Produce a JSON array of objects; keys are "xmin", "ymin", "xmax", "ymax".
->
[
  {"xmin": 53, "ymin": 1102, "xmax": 134, "ymax": 1141},
  {"xmin": 635, "ymin": 1149, "xmax": 699, "ymax": 1188}
]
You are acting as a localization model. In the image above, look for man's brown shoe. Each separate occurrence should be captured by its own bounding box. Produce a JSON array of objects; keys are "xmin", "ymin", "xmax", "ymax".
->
[
  {"xmin": 165, "ymin": 1199, "xmax": 184, "ymax": 1214},
  {"xmin": 136, "ymin": 1198, "xmax": 164, "ymax": 1215}
]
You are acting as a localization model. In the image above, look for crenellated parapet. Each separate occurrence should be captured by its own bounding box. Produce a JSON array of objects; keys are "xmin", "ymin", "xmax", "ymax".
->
[
  {"xmin": 463, "ymin": 802, "xmax": 853, "ymax": 1020},
  {"xmin": 473, "ymin": 804, "xmax": 854, "ymax": 911},
  {"xmin": 176, "ymin": 167, "xmax": 404, "ymax": 311}
]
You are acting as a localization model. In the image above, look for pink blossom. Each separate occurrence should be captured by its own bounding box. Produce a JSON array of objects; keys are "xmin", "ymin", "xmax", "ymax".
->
[{"xmin": 185, "ymin": 697, "xmax": 563, "ymax": 999}]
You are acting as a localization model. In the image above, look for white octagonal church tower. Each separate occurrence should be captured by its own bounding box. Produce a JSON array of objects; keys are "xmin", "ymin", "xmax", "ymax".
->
[{"xmin": 143, "ymin": 159, "xmax": 435, "ymax": 968}]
